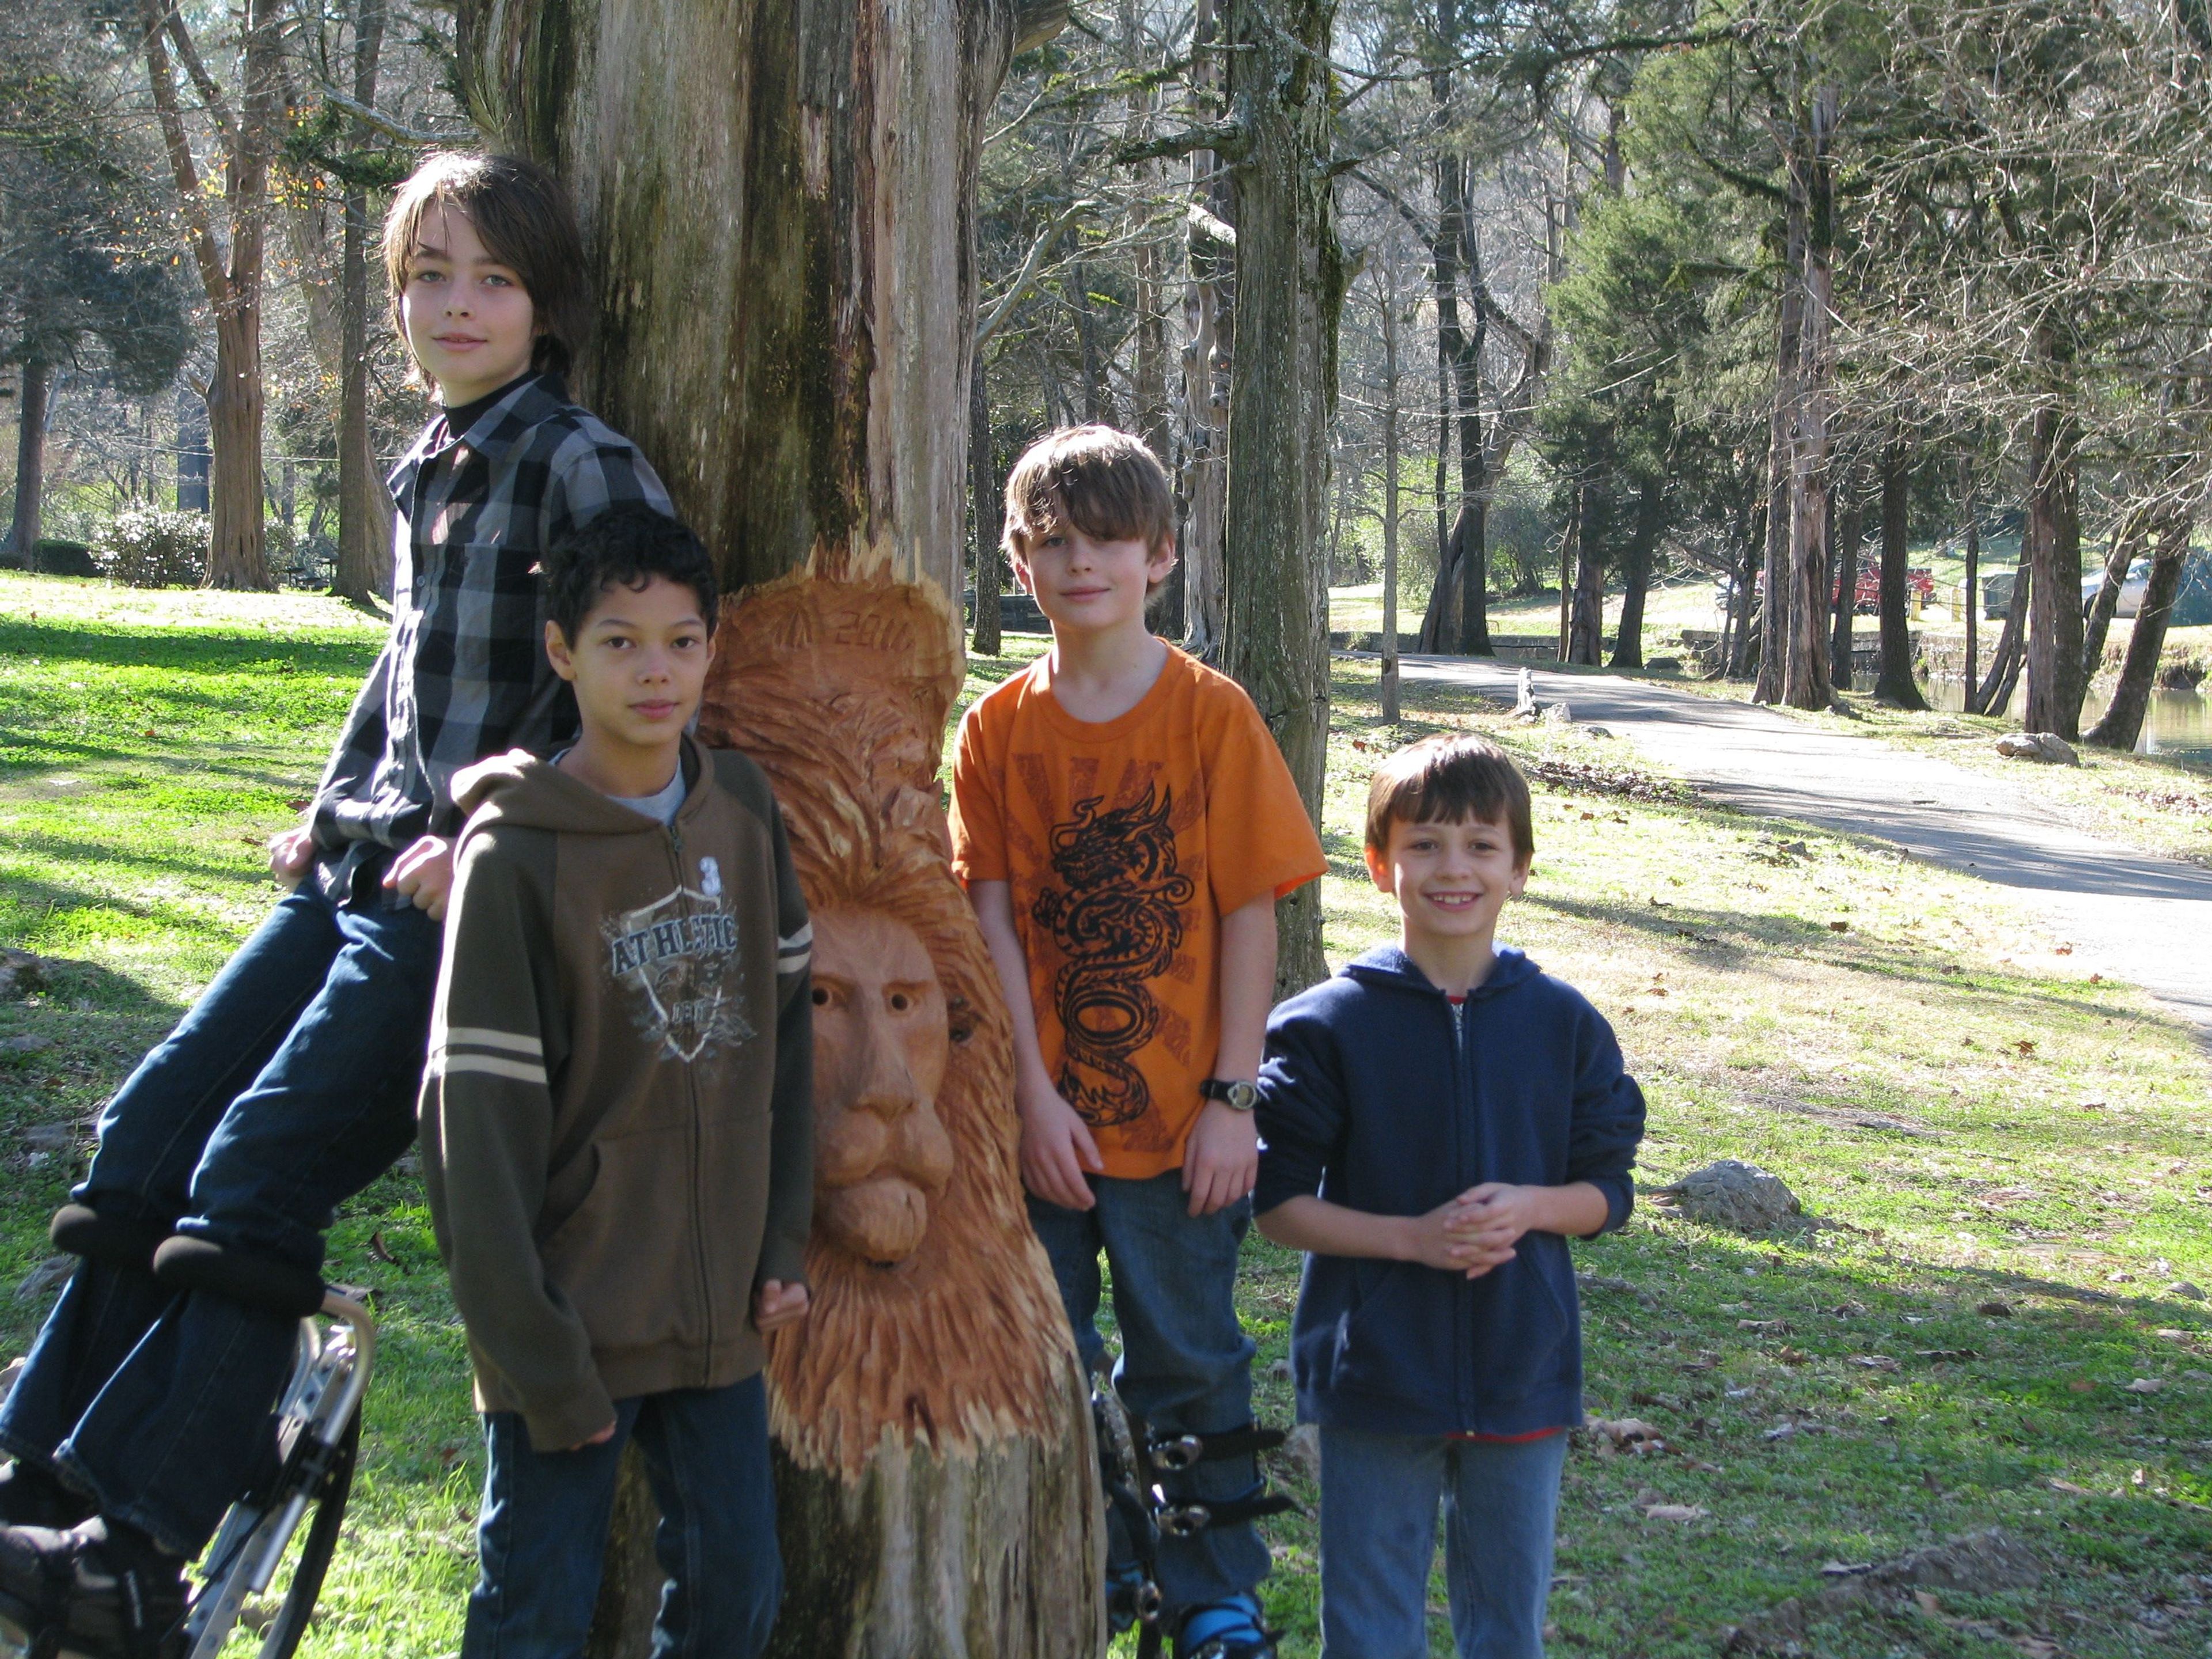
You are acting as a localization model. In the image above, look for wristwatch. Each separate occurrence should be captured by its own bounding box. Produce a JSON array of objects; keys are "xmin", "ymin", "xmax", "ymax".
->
[{"xmin": 1200, "ymin": 1077, "xmax": 1260, "ymax": 1112}]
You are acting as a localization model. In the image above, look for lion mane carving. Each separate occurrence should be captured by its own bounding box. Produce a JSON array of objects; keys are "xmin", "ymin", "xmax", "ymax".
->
[{"xmin": 699, "ymin": 572, "xmax": 1078, "ymax": 1480}]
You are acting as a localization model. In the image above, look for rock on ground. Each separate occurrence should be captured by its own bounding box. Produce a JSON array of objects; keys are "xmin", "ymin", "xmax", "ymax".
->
[
  {"xmin": 1994, "ymin": 731, "xmax": 2078, "ymax": 765},
  {"xmin": 1653, "ymin": 1160, "xmax": 1804, "ymax": 1233}
]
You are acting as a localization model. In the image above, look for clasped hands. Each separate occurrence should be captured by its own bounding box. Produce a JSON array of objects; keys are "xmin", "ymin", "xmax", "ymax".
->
[{"xmin": 1404, "ymin": 1183, "xmax": 1544, "ymax": 1278}]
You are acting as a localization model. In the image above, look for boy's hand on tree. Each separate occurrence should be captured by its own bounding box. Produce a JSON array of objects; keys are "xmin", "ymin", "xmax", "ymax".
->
[
  {"xmin": 1182, "ymin": 1100, "xmax": 1259, "ymax": 1218},
  {"xmin": 753, "ymin": 1279, "xmax": 810, "ymax": 1332},
  {"xmin": 385, "ymin": 835, "xmax": 456, "ymax": 919},
  {"xmin": 1017, "ymin": 1078, "xmax": 1102, "ymax": 1211},
  {"xmin": 268, "ymin": 825, "xmax": 316, "ymax": 887}
]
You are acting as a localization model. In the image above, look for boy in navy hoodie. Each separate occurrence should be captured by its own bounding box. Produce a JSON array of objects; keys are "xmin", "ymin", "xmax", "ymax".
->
[{"xmin": 1253, "ymin": 734, "xmax": 1645, "ymax": 1659}]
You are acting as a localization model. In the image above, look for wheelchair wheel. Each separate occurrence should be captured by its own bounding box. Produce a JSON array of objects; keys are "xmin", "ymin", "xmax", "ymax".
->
[{"xmin": 252, "ymin": 1410, "xmax": 358, "ymax": 1659}]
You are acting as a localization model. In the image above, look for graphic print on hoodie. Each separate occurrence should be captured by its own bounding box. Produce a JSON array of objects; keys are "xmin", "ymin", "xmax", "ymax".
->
[{"xmin": 605, "ymin": 853, "xmax": 753, "ymax": 1062}]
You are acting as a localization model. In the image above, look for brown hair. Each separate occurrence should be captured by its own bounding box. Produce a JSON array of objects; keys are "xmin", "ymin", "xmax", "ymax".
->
[
  {"xmin": 1365, "ymin": 734, "xmax": 1534, "ymax": 865},
  {"xmin": 382, "ymin": 152, "xmax": 591, "ymax": 385},
  {"xmin": 1001, "ymin": 426, "xmax": 1176, "ymax": 585}
]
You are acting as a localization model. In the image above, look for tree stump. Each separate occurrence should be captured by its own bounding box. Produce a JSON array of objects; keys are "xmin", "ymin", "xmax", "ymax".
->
[{"xmin": 457, "ymin": 2, "xmax": 1100, "ymax": 1653}]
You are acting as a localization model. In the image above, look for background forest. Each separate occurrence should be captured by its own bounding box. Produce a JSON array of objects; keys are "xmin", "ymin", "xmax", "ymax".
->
[{"xmin": 7, "ymin": 0, "xmax": 2212, "ymax": 755}]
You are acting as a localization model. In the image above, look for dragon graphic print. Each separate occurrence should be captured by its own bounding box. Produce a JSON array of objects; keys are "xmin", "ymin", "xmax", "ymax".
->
[{"xmin": 1031, "ymin": 785, "xmax": 1195, "ymax": 1127}]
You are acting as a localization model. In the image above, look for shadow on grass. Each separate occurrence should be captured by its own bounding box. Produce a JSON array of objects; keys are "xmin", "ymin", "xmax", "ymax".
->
[
  {"xmin": 0, "ymin": 865, "xmax": 259, "ymax": 957},
  {"xmin": 0, "ymin": 621, "xmax": 380, "ymax": 675}
]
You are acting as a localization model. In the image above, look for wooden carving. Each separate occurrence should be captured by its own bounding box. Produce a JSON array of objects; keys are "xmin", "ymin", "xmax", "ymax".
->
[{"xmin": 699, "ymin": 573, "xmax": 1102, "ymax": 1654}]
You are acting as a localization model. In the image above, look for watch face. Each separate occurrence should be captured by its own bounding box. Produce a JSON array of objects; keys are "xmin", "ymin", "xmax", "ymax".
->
[{"xmin": 1224, "ymin": 1080, "xmax": 1258, "ymax": 1111}]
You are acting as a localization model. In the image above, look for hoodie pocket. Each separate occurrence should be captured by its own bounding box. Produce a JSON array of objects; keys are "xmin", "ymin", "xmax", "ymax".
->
[
  {"xmin": 1334, "ymin": 1260, "xmax": 1455, "ymax": 1403},
  {"xmin": 1468, "ymin": 1241, "xmax": 1572, "ymax": 1399},
  {"xmin": 539, "ymin": 1126, "xmax": 700, "ymax": 1353}
]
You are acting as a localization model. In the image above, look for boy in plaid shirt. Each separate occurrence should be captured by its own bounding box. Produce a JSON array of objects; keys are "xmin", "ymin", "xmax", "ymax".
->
[{"xmin": 0, "ymin": 151, "xmax": 667, "ymax": 1658}]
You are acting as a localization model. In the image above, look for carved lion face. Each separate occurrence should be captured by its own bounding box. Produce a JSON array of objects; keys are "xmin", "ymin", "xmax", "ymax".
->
[{"xmin": 808, "ymin": 906, "xmax": 956, "ymax": 1265}]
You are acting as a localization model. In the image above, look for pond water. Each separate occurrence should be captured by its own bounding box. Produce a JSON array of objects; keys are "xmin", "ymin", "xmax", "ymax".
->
[{"xmin": 1922, "ymin": 676, "xmax": 2212, "ymax": 771}]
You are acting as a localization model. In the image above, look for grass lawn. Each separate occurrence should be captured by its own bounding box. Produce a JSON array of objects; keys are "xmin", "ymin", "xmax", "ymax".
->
[{"xmin": 4, "ymin": 573, "xmax": 2210, "ymax": 1657}]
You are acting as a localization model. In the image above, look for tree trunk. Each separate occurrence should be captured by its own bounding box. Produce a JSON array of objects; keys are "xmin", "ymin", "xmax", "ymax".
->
[
  {"xmin": 460, "ymin": 5, "xmax": 1103, "ymax": 1656},
  {"xmin": 2021, "ymin": 403, "xmax": 2084, "ymax": 738},
  {"xmin": 1380, "ymin": 289, "xmax": 1402, "ymax": 723},
  {"xmin": 176, "ymin": 383, "xmax": 209, "ymax": 513},
  {"xmin": 8, "ymin": 359, "xmax": 50, "ymax": 567},
  {"xmin": 139, "ymin": 0, "xmax": 281, "ymax": 590},
  {"xmin": 1222, "ymin": 0, "xmax": 1341, "ymax": 999},
  {"xmin": 970, "ymin": 352, "xmax": 1001, "ymax": 655},
  {"xmin": 1781, "ymin": 84, "xmax": 1835, "ymax": 712},
  {"xmin": 1976, "ymin": 557, "xmax": 2029, "ymax": 718},
  {"xmin": 1179, "ymin": 31, "xmax": 1233, "ymax": 662},
  {"xmin": 334, "ymin": 0, "xmax": 393, "ymax": 604},
  {"xmin": 1607, "ymin": 478, "xmax": 1660, "ymax": 670},
  {"xmin": 1728, "ymin": 494, "xmax": 1759, "ymax": 678},
  {"xmin": 1873, "ymin": 438, "xmax": 1926, "ymax": 708},
  {"xmin": 2085, "ymin": 509, "xmax": 2190, "ymax": 751},
  {"xmin": 2080, "ymin": 501, "xmax": 2147, "ymax": 684},
  {"xmin": 1568, "ymin": 487, "xmax": 1603, "ymax": 665},
  {"xmin": 1556, "ymin": 497, "xmax": 1574, "ymax": 661},
  {"xmin": 1959, "ymin": 457, "xmax": 1979, "ymax": 704},
  {"xmin": 1829, "ymin": 481, "xmax": 1861, "ymax": 688},
  {"xmin": 1753, "ymin": 195, "xmax": 1802, "ymax": 704},
  {"xmin": 1453, "ymin": 196, "xmax": 1492, "ymax": 656}
]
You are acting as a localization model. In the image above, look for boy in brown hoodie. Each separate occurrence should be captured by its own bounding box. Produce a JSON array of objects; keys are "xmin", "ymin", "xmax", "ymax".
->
[{"xmin": 419, "ymin": 504, "xmax": 813, "ymax": 1659}]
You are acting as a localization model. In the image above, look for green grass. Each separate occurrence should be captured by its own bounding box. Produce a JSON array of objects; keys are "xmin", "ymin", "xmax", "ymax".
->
[{"xmin": 3, "ymin": 575, "xmax": 2210, "ymax": 1656}]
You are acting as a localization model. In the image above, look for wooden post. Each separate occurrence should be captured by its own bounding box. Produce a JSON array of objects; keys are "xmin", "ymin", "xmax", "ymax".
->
[{"xmin": 459, "ymin": 2, "xmax": 1103, "ymax": 1653}]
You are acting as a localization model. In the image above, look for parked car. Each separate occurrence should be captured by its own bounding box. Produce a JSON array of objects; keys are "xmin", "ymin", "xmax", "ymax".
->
[{"xmin": 2080, "ymin": 559, "xmax": 2152, "ymax": 619}]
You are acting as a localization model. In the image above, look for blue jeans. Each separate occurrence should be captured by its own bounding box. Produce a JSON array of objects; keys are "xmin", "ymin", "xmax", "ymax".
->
[
  {"xmin": 1317, "ymin": 1427, "xmax": 1567, "ymax": 1659},
  {"xmin": 464, "ymin": 1377, "xmax": 781, "ymax": 1659},
  {"xmin": 1027, "ymin": 1172, "xmax": 1270, "ymax": 1616},
  {"xmin": 0, "ymin": 878, "xmax": 440, "ymax": 1555}
]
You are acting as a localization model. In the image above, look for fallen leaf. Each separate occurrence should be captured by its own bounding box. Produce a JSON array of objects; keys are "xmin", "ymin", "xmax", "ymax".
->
[
  {"xmin": 1851, "ymin": 1354, "xmax": 1901, "ymax": 1372},
  {"xmin": 1819, "ymin": 1560, "xmax": 1872, "ymax": 1577},
  {"xmin": 2014, "ymin": 1039, "xmax": 2037, "ymax": 1056},
  {"xmin": 2067, "ymin": 1380, "xmax": 2096, "ymax": 1393},
  {"xmin": 1829, "ymin": 919, "xmax": 1850, "ymax": 932},
  {"xmin": 1978, "ymin": 1300, "xmax": 2014, "ymax": 1317},
  {"xmin": 2124, "ymin": 1377, "xmax": 2164, "ymax": 1394},
  {"xmin": 368, "ymin": 1230, "xmax": 404, "ymax": 1271},
  {"xmin": 2055, "ymin": 944, "xmax": 2073, "ymax": 956},
  {"xmin": 1776, "ymin": 1345, "xmax": 1811, "ymax": 1365},
  {"xmin": 2089, "ymin": 973, "xmax": 2104, "ymax": 985},
  {"xmin": 1915, "ymin": 1590, "xmax": 1943, "ymax": 1616},
  {"xmin": 2013, "ymin": 1639, "xmax": 2059, "ymax": 1658},
  {"xmin": 2049, "ymin": 1477, "xmax": 2093, "ymax": 1495},
  {"xmin": 1639, "ymin": 1502, "xmax": 1708, "ymax": 1521}
]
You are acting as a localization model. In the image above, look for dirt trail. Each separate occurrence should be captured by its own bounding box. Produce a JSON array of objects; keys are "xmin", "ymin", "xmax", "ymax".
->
[{"xmin": 1396, "ymin": 656, "xmax": 2212, "ymax": 1037}]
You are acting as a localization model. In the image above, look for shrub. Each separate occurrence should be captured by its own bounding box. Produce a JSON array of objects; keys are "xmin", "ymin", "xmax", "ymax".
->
[{"xmin": 93, "ymin": 508, "xmax": 207, "ymax": 588}]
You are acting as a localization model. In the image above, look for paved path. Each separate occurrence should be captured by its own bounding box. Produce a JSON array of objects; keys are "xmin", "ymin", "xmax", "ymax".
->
[{"xmin": 1392, "ymin": 655, "xmax": 2212, "ymax": 1037}]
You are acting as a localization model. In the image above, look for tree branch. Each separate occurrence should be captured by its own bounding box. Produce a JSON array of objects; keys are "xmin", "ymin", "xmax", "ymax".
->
[
  {"xmin": 138, "ymin": 0, "xmax": 229, "ymax": 310},
  {"xmin": 313, "ymin": 82, "xmax": 464, "ymax": 145},
  {"xmin": 1113, "ymin": 118, "xmax": 1250, "ymax": 166},
  {"xmin": 161, "ymin": 6, "xmax": 238, "ymax": 151},
  {"xmin": 976, "ymin": 198, "xmax": 1098, "ymax": 349}
]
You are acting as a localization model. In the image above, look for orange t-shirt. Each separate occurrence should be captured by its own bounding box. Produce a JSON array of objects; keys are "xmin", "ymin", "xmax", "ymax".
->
[{"xmin": 949, "ymin": 647, "xmax": 1328, "ymax": 1178}]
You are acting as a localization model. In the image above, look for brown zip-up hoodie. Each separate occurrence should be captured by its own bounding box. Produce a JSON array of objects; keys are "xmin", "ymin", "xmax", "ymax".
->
[{"xmin": 418, "ymin": 735, "xmax": 812, "ymax": 1448}]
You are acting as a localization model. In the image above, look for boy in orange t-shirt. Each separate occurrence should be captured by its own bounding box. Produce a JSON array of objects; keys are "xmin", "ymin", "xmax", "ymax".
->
[{"xmin": 950, "ymin": 426, "xmax": 1325, "ymax": 1659}]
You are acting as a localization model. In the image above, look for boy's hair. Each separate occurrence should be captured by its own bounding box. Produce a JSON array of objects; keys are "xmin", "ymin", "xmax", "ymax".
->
[
  {"xmin": 542, "ymin": 505, "xmax": 719, "ymax": 643},
  {"xmin": 1001, "ymin": 426, "xmax": 1176, "ymax": 585},
  {"xmin": 1365, "ymin": 734, "xmax": 1534, "ymax": 865},
  {"xmin": 383, "ymin": 151, "xmax": 591, "ymax": 382}
]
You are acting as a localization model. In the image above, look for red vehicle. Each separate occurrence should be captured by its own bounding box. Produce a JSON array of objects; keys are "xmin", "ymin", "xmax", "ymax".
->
[{"xmin": 1836, "ymin": 564, "xmax": 1936, "ymax": 613}]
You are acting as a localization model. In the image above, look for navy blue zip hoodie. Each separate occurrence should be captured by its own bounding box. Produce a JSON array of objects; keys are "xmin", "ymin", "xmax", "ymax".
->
[{"xmin": 1253, "ymin": 945, "xmax": 1645, "ymax": 1437}]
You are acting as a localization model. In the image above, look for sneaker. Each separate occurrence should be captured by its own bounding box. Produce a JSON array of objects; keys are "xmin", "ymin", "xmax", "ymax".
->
[
  {"xmin": 1174, "ymin": 1592, "xmax": 1277, "ymax": 1659},
  {"xmin": 0, "ymin": 1518, "xmax": 185, "ymax": 1659},
  {"xmin": 0, "ymin": 1464, "xmax": 92, "ymax": 1531}
]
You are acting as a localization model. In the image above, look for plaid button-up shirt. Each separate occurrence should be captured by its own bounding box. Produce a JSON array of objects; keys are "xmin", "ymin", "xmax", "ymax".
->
[{"xmin": 311, "ymin": 373, "xmax": 671, "ymax": 906}]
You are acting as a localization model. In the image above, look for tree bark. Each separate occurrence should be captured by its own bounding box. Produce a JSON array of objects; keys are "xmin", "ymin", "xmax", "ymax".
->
[
  {"xmin": 1567, "ymin": 487, "xmax": 1603, "ymax": 665},
  {"xmin": 1222, "ymin": 0, "xmax": 1341, "ymax": 998},
  {"xmin": 1781, "ymin": 84, "xmax": 1835, "ymax": 712},
  {"xmin": 970, "ymin": 352, "xmax": 1001, "ymax": 655},
  {"xmin": 1380, "ymin": 287, "xmax": 1402, "ymax": 723},
  {"xmin": 2080, "ymin": 501, "xmax": 2148, "ymax": 684},
  {"xmin": 334, "ymin": 0, "xmax": 393, "ymax": 603},
  {"xmin": 1829, "ymin": 480, "xmax": 1860, "ymax": 688},
  {"xmin": 1607, "ymin": 478, "xmax": 1660, "ymax": 670},
  {"xmin": 1959, "ymin": 457, "xmax": 1979, "ymax": 704},
  {"xmin": 8, "ymin": 359, "xmax": 50, "ymax": 567},
  {"xmin": 2085, "ymin": 509, "xmax": 2190, "ymax": 751},
  {"xmin": 139, "ymin": 0, "xmax": 279, "ymax": 590},
  {"xmin": 1177, "ymin": 0, "xmax": 1233, "ymax": 662},
  {"xmin": 1976, "ymin": 557, "xmax": 2028, "ymax": 718},
  {"xmin": 1753, "ymin": 192, "xmax": 1803, "ymax": 704},
  {"xmin": 2021, "ymin": 404, "xmax": 2084, "ymax": 738},
  {"xmin": 461, "ymin": 4, "xmax": 1101, "ymax": 1655},
  {"xmin": 1873, "ymin": 437, "xmax": 1926, "ymax": 708}
]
